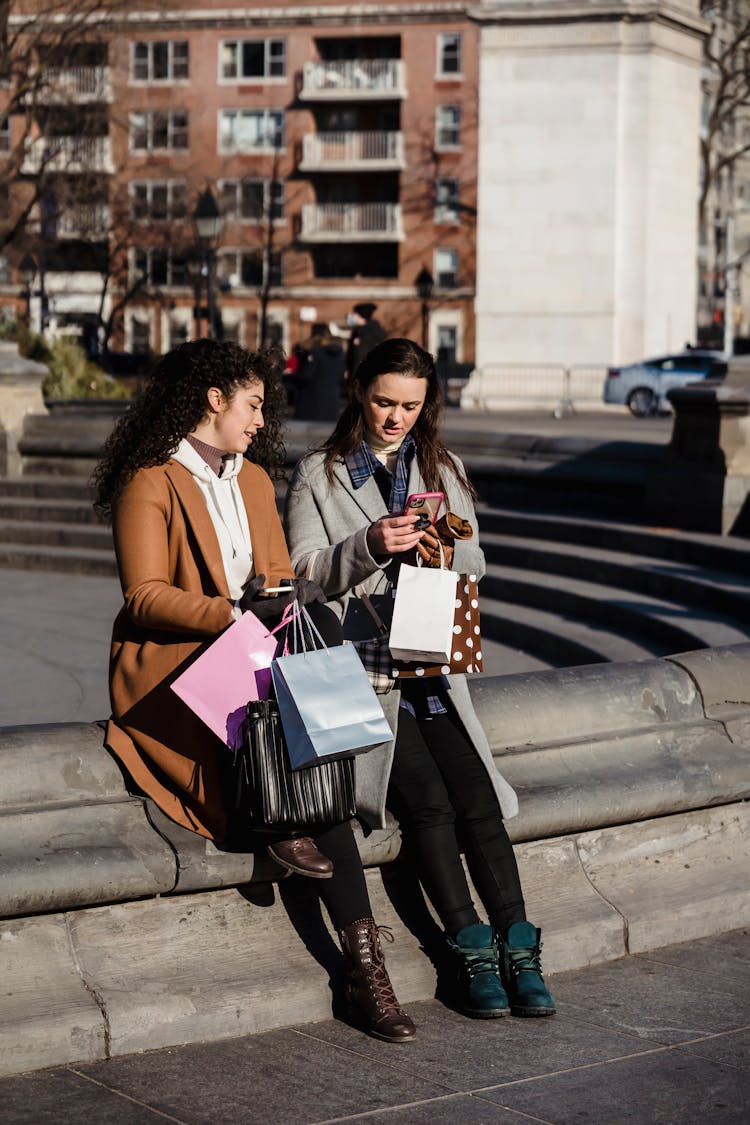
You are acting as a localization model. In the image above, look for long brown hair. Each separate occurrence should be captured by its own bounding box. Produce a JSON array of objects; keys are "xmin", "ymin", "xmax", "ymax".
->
[{"xmin": 321, "ymin": 337, "xmax": 476, "ymax": 498}]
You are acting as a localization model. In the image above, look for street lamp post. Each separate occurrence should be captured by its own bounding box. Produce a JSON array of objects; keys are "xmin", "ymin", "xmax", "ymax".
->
[
  {"xmin": 192, "ymin": 187, "xmax": 224, "ymax": 339},
  {"xmin": 19, "ymin": 254, "xmax": 37, "ymax": 329},
  {"xmin": 415, "ymin": 266, "xmax": 434, "ymax": 351}
]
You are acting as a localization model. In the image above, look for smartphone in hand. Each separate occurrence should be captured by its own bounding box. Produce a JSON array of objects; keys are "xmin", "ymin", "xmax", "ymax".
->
[{"xmin": 403, "ymin": 491, "xmax": 445, "ymax": 529}]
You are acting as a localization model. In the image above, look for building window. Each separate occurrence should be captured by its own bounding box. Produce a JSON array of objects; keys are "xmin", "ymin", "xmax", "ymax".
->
[
  {"xmin": 131, "ymin": 180, "xmax": 187, "ymax": 221},
  {"xmin": 219, "ymin": 178, "xmax": 284, "ymax": 222},
  {"xmin": 218, "ymin": 109, "xmax": 284, "ymax": 153},
  {"xmin": 436, "ymin": 105, "xmax": 461, "ymax": 149},
  {"xmin": 134, "ymin": 247, "xmax": 189, "ymax": 287},
  {"xmin": 220, "ymin": 249, "xmax": 283, "ymax": 288},
  {"xmin": 220, "ymin": 38, "xmax": 286, "ymax": 80},
  {"xmin": 130, "ymin": 111, "xmax": 188, "ymax": 153},
  {"xmin": 438, "ymin": 33, "xmax": 461, "ymax": 76},
  {"xmin": 436, "ymin": 324, "xmax": 458, "ymax": 364},
  {"xmin": 168, "ymin": 316, "xmax": 190, "ymax": 349},
  {"xmin": 435, "ymin": 247, "xmax": 458, "ymax": 288},
  {"xmin": 130, "ymin": 315, "xmax": 151, "ymax": 354},
  {"xmin": 132, "ymin": 41, "xmax": 189, "ymax": 82},
  {"xmin": 435, "ymin": 178, "xmax": 459, "ymax": 223}
]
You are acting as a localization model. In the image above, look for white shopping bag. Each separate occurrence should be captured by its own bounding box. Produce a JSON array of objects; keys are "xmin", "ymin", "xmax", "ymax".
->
[{"xmin": 389, "ymin": 563, "xmax": 459, "ymax": 664}]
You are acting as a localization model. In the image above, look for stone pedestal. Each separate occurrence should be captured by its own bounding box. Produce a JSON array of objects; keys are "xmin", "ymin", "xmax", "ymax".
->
[
  {"xmin": 474, "ymin": 0, "xmax": 705, "ymax": 369},
  {"xmin": 644, "ymin": 356, "xmax": 750, "ymax": 534},
  {"xmin": 0, "ymin": 341, "xmax": 48, "ymax": 476}
]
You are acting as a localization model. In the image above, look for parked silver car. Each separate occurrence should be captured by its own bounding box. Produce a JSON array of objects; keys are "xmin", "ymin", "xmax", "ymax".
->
[{"xmin": 603, "ymin": 350, "xmax": 727, "ymax": 416}]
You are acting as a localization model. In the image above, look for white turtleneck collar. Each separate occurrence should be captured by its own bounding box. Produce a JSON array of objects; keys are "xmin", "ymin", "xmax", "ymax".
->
[{"xmin": 364, "ymin": 428, "xmax": 408, "ymax": 473}]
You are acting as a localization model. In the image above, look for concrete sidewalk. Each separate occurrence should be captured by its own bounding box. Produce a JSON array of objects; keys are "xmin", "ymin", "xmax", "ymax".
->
[{"xmin": 3, "ymin": 927, "xmax": 748, "ymax": 1123}]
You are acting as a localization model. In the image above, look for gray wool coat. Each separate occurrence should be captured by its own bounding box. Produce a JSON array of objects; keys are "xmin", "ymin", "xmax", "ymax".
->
[{"xmin": 283, "ymin": 449, "xmax": 519, "ymax": 831}]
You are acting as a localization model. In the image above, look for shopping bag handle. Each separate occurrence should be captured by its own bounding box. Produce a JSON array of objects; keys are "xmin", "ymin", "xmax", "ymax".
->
[
  {"xmin": 264, "ymin": 599, "xmax": 298, "ymax": 639},
  {"xmin": 288, "ymin": 600, "xmax": 328, "ymax": 656}
]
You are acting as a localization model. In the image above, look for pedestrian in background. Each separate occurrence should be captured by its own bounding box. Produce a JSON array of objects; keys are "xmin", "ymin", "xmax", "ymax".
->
[
  {"xmin": 292, "ymin": 329, "xmax": 346, "ymax": 422},
  {"xmin": 346, "ymin": 302, "xmax": 386, "ymax": 378}
]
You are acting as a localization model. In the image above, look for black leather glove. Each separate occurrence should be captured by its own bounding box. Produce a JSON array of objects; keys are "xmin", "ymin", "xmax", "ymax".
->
[
  {"xmin": 238, "ymin": 574, "xmax": 268, "ymax": 609},
  {"xmin": 238, "ymin": 575, "xmax": 325, "ymax": 622},
  {"xmin": 291, "ymin": 577, "xmax": 326, "ymax": 607}
]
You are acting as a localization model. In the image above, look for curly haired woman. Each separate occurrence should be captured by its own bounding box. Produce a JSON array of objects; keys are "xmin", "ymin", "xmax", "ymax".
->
[{"xmin": 93, "ymin": 339, "xmax": 415, "ymax": 1044}]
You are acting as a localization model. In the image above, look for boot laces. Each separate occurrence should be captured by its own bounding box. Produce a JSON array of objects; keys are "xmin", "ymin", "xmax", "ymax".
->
[
  {"xmin": 357, "ymin": 925, "xmax": 406, "ymax": 1017},
  {"xmin": 508, "ymin": 939, "xmax": 543, "ymax": 978},
  {"xmin": 462, "ymin": 947, "xmax": 499, "ymax": 980}
]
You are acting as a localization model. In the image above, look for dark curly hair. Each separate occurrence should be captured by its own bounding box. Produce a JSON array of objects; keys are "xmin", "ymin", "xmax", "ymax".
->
[
  {"xmin": 93, "ymin": 339, "xmax": 287, "ymax": 522},
  {"xmin": 321, "ymin": 337, "xmax": 476, "ymax": 499}
]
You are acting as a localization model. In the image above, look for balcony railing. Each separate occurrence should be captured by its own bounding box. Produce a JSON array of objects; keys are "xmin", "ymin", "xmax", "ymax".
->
[
  {"xmin": 39, "ymin": 66, "xmax": 111, "ymax": 102},
  {"xmin": 300, "ymin": 131, "xmax": 405, "ymax": 171},
  {"xmin": 56, "ymin": 203, "xmax": 111, "ymax": 237},
  {"xmin": 21, "ymin": 135, "xmax": 113, "ymax": 174},
  {"xmin": 300, "ymin": 59, "xmax": 405, "ymax": 100},
  {"xmin": 300, "ymin": 202, "xmax": 404, "ymax": 242}
]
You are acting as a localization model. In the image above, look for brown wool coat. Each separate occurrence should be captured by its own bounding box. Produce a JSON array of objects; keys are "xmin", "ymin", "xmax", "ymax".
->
[{"xmin": 105, "ymin": 458, "xmax": 294, "ymax": 841}]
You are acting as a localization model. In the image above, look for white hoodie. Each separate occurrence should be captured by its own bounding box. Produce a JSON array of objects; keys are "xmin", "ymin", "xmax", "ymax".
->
[{"xmin": 171, "ymin": 437, "xmax": 253, "ymax": 600}]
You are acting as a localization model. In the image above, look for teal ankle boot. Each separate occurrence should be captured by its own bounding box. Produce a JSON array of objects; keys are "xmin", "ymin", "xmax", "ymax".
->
[
  {"xmin": 446, "ymin": 923, "xmax": 510, "ymax": 1018},
  {"xmin": 501, "ymin": 921, "xmax": 556, "ymax": 1017}
]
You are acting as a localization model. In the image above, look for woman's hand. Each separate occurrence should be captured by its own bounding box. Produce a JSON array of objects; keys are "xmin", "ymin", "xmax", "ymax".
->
[{"xmin": 367, "ymin": 515, "xmax": 423, "ymax": 559}]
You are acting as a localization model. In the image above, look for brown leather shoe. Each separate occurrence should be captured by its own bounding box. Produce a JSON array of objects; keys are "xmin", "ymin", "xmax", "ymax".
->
[{"xmin": 267, "ymin": 837, "xmax": 334, "ymax": 879}]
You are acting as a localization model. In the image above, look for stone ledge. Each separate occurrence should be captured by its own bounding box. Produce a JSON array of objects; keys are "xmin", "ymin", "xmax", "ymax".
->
[
  {"xmin": 2, "ymin": 801, "xmax": 747, "ymax": 1077},
  {"xmin": 4, "ymin": 648, "xmax": 750, "ymax": 920}
]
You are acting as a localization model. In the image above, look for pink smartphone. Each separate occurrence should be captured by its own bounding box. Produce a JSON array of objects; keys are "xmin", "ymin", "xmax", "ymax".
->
[{"xmin": 403, "ymin": 491, "xmax": 445, "ymax": 525}]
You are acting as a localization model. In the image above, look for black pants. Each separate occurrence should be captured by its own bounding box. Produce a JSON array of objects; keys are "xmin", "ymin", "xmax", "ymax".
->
[
  {"xmin": 387, "ymin": 703, "xmax": 526, "ymax": 937},
  {"xmin": 264, "ymin": 601, "xmax": 373, "ymax": 933}
]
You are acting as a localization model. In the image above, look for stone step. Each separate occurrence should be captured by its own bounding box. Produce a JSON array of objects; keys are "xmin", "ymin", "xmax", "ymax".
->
[
  {"xmin": 0, "ymin": 542, "xmax": 117, "ymax": 577},
  {"xmin": 0, "ymin": 519, "xmax": 111, "ymax": 551},
  {"xmin": 0, "ymin": 495, "xmax": 101, "ymax": 525},
  {"xmin": 0, "ymin": 475, "xmax": 94, "ymax": 501},
  {"xmin": 483, "ymin": 562, "xmax": 750, "ymax": 654},
  {"xmin": 481, "ymin": 531, "xmax": 750, "ymax": 622},
  {"xmin": 479, "ymin": 592, "xmax": 656, "ymax": 666},
  {"xmin": 477, "ymin": 505, "xmax": 750, "ymax": 577}
]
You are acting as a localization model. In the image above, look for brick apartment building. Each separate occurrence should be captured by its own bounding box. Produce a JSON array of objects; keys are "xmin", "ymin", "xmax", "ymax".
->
[{"xmin": 1, "ymin": 1, "xmax": 478, "ymax": 370}]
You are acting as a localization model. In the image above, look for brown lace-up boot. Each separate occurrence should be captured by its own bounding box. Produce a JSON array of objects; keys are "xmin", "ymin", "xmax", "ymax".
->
[{"xmin": 338, "ymin": 917, "xmax": 417, "ymax": 1043}]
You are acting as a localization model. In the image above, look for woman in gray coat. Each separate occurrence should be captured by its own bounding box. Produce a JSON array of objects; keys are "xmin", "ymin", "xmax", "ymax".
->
[{"xmin": 285, "ymin": 338, "xmax": 554, "ymax": 1019}]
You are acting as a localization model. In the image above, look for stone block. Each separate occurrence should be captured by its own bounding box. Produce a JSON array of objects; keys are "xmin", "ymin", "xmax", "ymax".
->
[
  {"xmin": 503, "ymin": 722, "xmax": 750, "ymax": 842},
  {"xmin": 667, "ymin": 644, "xmax": 750, "ymax": 719},
  {"xmin": 469, "ymin": 658, "xmax": 701, "ymax": 751},
  {"xmin": 68, "ymin": 868, "xmax": 435, "ymax": 1058},
  {"xmin": 0, "ymin": 801, "xmax": 176, "ymax": 916},
  {"xmin": 0, "ymin": 722, "xmax": 127, "ymax": 810},
  {"xmin": 514, "ymin": 836, "xmax": 625, "ymax": 972},
  {"xmin": 0, "ymin": 342, "xmax": 48, "ymax": 476},
  {"xmin": 576, "ymin": 803, "xmax": 750, "ymax": 953},
  {"xmin": 0, "ymin": 914, "xmax": 104, "ymax": 1077}
]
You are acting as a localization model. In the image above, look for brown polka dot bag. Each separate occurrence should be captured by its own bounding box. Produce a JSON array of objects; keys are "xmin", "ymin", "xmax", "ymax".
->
[{"xmin": 352, "ymin": 577, "xmax": 484, "ymax": 693}]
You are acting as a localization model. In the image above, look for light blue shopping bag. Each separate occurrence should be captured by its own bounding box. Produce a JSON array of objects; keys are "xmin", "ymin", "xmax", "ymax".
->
[{"xmin": 271, "ymin": 617, "xmax": 393, "ymax": 769}]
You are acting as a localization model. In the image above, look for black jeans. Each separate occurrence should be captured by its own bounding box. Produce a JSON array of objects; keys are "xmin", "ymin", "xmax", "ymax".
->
[{"xmin": 387, "ymin": 703, "xmax": 526, "ymax": 937}]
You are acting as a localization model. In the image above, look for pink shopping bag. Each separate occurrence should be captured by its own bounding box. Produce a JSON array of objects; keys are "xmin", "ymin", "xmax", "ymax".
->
[{"xmin": 171, "ymin": 608, "xmax": 284, "ymax": 749}]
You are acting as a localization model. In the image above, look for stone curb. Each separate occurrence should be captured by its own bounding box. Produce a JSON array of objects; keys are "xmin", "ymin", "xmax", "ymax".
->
[{"xmin": 2, "ymin": 802, "xmax": 748, "ymax": 1077}]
